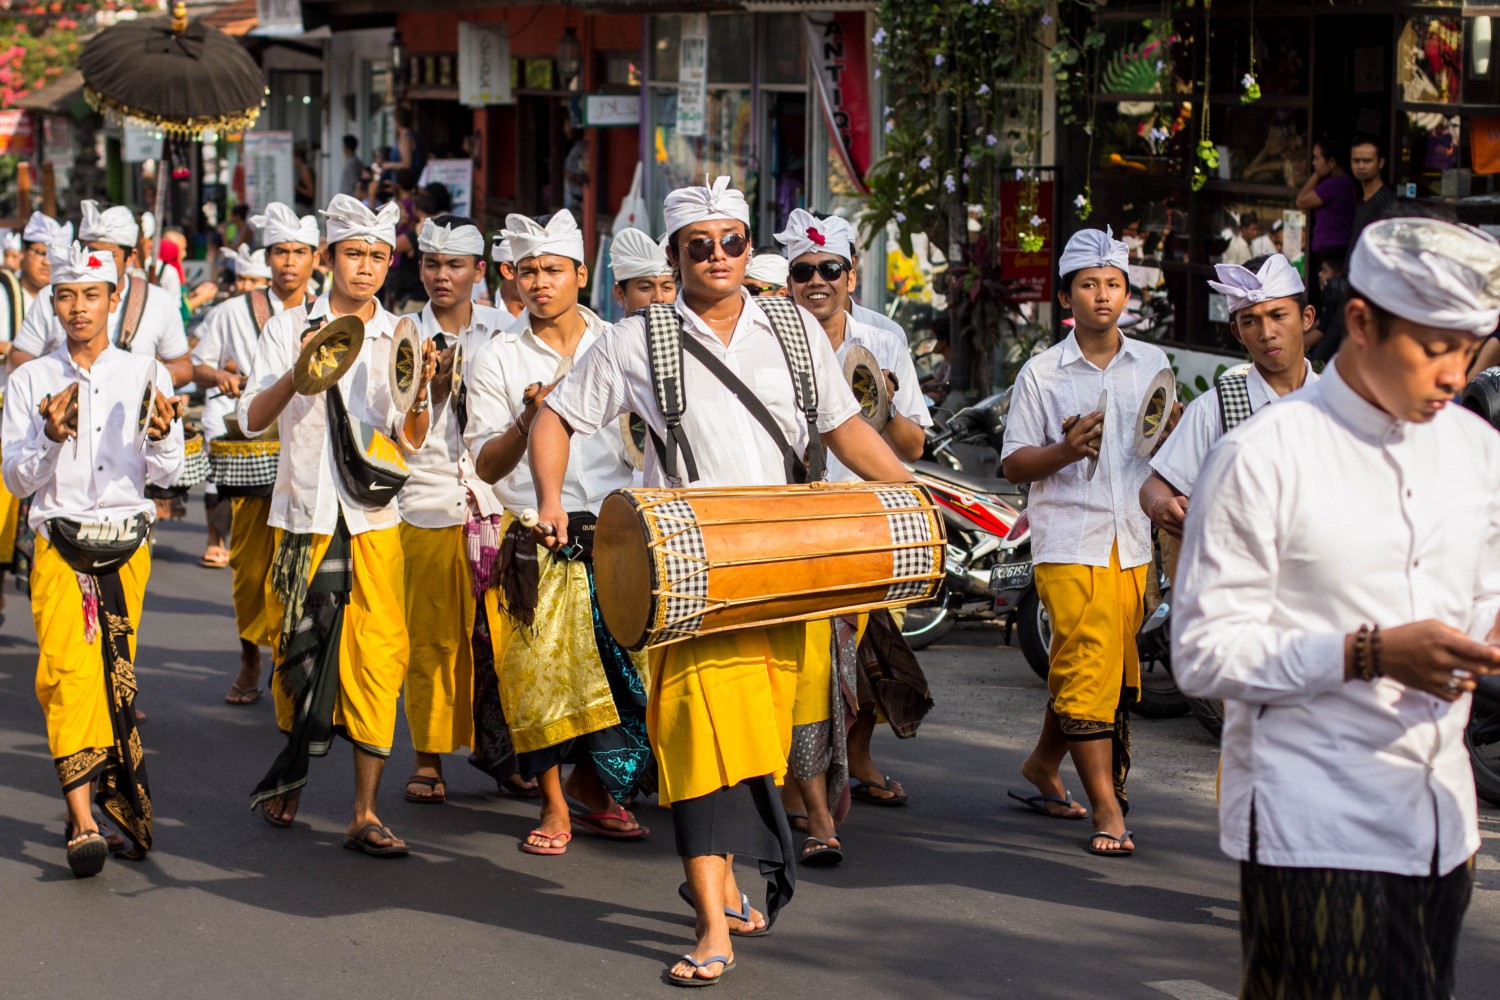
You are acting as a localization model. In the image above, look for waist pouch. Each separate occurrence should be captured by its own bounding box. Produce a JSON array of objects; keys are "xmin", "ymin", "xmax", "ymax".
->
[
  {"xmin": 47, "ymin": 515, "xmax": 148, "ymax": 575},
  {"xmin": 326, "ymin": 385, "xmax": 410, "ymax": 507},
  {"xmin": 558, "ymin": 511, "xmax": 597, "ymax": 562}
]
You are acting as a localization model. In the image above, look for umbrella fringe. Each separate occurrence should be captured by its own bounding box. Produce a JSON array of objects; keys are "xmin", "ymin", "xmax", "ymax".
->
[{"xmin": 84, "ymin": 86, "xmax": 263, "ymax": 139}]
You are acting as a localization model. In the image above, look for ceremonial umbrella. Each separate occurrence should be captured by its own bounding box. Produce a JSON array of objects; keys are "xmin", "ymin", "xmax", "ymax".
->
[{"xmin": 78, "ymin": 2, "xmax": 265, "ymax": 245}]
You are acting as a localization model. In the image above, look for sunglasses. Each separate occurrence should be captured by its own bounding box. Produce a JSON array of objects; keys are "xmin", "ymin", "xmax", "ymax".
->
[
  {"xmin": 744, "ymin": 283, "xmax": 778, "ymax": 296},
  {"xmin": 683, "ymin": 233, "xmax": 748, "ymax": 263},
  {"xmin": 789, "ymin": 261, "xmax": 850, "ymax": 284}
]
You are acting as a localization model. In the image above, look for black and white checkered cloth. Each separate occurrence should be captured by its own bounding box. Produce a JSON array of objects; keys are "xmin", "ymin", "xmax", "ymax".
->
[
  {"xmin": 1215, "ymin": 372, "xmax": 1254, "ymax": 434},
  {"xmin": 652, "ymin": 498, "xmax": 710, "ymax": 641},
  {"xmin": 877, "ymin": 487, "xmax": 938, "ymax": 602},
  {"xmin": 756, "ymin": 296, "xmax": 820, "ymax": 415},
  {"xmin": 644, "ymin": 303, "xmax": 685, "ymax": 420}
]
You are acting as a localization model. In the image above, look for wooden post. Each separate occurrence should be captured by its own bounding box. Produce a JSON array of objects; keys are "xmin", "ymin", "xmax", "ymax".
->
[
  {"xmin": 16, "ymin": 160, "xmax": 31, "ymax": 218},
  {"xmin": 40, "ymin": 162, "xmax": 56, "ymax": 217}
]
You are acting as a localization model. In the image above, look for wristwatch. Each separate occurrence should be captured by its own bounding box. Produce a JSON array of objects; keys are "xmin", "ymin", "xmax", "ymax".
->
[{"xmin": 411, "ymin": 396, "xmax": 430, "ymax": 415}]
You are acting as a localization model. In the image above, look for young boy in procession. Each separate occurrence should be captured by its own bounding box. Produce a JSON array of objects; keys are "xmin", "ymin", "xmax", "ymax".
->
[
  {"xmin": 777, "ymin": 208, "xmax": 931, "ymax": 865},
  {"xmin": 238, "ymin": 194, "xmax": 437, "ymax": 857},
  {"xmin": 464, "ymin": 208, "xmax": 651, "ymax": 855},
  {"xmin": 191, "ymin": 204, "xmax": 319, "ymax": 704},
  {"xmin": 1000, "ymin": 226, "xmax": 1177, "ymax": 856},
  {"xmin": 1140, "ymin": 253, "xmax": 1315, "ymax": 540},
  {"xmin": 396, "ymin": 214, "xmax": 536, "ymax": 804},
  {"xmin": 530, "ymin": 178, "xmax": 911, "ymax": 985},
  {"xmin": 1174, "ymin": 217, "xmax": 1500, "ymax": 999},
  {"xmin": 489, "ymin": 236, "xmax": 525, "ymax": 320},
  {"xmin": 9, "ymin": 202, "xmax": 192, "ymax": 388},
  {"xmin": 609, "ymin": 227, "xmax": 677, "ymax": 313},
  {"xmin": 2, "ymin": 242, "xmax": 183, "ymax": 876}
]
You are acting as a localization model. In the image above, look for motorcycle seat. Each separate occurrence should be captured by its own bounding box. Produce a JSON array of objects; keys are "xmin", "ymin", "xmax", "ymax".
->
[{"xmin": 909, "ymin": 461, "xmax": 1023, "ymax": 501}]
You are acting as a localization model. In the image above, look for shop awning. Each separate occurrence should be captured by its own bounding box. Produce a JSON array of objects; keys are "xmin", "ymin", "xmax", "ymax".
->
[
  {"xmin": 202, "ymin": 0, "xmax": 261, "ymax": 36},
  {"xmin": 17, "ymin": 70, "xmax": 87, "ymax": 116}
]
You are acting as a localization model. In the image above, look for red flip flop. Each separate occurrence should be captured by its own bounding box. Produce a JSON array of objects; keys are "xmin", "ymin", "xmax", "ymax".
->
[
  {"xmin": 571, "ymin": 804, "xmax": 649, "ymax": 839},
  {"xmin": 518, "ymin": 829, "xmax": 571, "ymax": 855}
]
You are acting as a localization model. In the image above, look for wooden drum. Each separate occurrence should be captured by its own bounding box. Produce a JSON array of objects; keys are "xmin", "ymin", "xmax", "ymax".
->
[{"xmin": 595, "ymin": 482, "xmax": 946, "ymax": 650}]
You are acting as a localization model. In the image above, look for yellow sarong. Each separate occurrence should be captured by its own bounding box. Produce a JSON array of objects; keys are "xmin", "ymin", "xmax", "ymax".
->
[
  {"xmin": 647, "ymin": 623, "xmax": 803, "ymax": 806},
  {"xmin": 32, "ymin": 536, "xmax": 150, "ymax": 761},
  {"xmin": 229, "ymin": 496, "xmax": 276, "ymax": 647},
  {"xmin": 1034, "ymin": 542, "xmax": 1145, "ymax": 736},
  {"xmin": 399, "ymin": 522, "xmax": 476, "ymax": 755},
  {"xmin": 267, "ymin": 525, "xmax": 408, "ymax": 753},
  {"xmin": 486, "ymin": 513, "xmax": 622, "ymax": 754},
  {"xmin": 792, "ymin": 615, "xmax": 871, "ymax": 728},
  {"xmin": 0, "ymin": 482, "xmax": 18, "ymax": 565}
]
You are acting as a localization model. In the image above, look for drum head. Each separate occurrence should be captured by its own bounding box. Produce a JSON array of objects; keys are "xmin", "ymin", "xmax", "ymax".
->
[
  {"xmin": 389, "ymin": 317, "xmax": 422, "ymax": 414},
  {"xmin": 843, "ymin": 346, "xmax": 891, "ymax": 432},
  {"xmin": 293, "ymin": 315, "xmax": 365, "ymax": 396},
  {"xmin": 1134, "ymin": 368, "xmax": 1177, "ymax": 457},
  {"xmin": 619, "ymin": 414, "xmax": 647, "ymax": 472},
  {"xmin": 593, "ymin": 492, "xmax": 654, "ymax": 650},
  {"xmin": 1086, "ymin": 388, "xmax": 1107, "ymax": 481}
]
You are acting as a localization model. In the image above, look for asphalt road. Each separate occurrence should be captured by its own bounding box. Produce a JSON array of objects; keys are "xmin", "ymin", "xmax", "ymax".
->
[{"xmin": 1, "ymin": 512, "xmax": 1498, "ymax": 1000}]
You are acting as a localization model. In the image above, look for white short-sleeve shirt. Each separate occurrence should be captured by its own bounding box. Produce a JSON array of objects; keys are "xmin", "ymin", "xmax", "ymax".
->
[{"xmin": 826, "ymin": 313, "xmax": 931, "ymax": 483}]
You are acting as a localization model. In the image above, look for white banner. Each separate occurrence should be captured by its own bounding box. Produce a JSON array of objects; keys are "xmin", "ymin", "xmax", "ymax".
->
[
  {"xmin": 243, "ymin": 131, "xmax": 296, "ymax": 216},
  {"xmin": 459, "ymin": 22, "xmax": 511, "ymax": 107},
  {"xmin": 676, "ymin": 14, "xmax": 708, "ymax": 138},
  {"xmin": 254, "ymin": 0, "xmax": 302, "ymax": 36},
  {"xmin": 123, "ymin": 121, "xmax": 159, "ymax": 164},
  {"xmin": 417, "ymin": 158, "xmax": 474, "ymax": 218}
]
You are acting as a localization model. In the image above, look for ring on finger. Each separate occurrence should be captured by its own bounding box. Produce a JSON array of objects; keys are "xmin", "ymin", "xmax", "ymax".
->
[{"xmin": 1446, "ymin": 673, "xmax": 1462, "ymax": 692}]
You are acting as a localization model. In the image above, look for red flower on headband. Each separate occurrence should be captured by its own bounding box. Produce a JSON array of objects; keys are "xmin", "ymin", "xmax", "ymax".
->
[
  {"xmin": 86, "ymin": 255, "xmax": 102, "ymax": 268},
  {"xmin": 806, "ymin": 226, "xmax": 825, "ymax": 246}
]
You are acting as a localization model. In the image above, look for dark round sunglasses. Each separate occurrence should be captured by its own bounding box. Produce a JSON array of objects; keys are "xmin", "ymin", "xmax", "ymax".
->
[
  {"xmin": 684, "ymin": 233, "xmax": 749, "ymax": 263},
  {"xmin": 789, "ymin": 260, "xmax": 850, "ymax": 284}
]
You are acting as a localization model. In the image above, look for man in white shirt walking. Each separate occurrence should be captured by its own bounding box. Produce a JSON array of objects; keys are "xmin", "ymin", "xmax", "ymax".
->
[
  {"xmin": 1174, "ymin": 217, "xmax": 1500, "ymax": 999},
  {"xmin": 192, "ymin": 203, "xmax": 319, "ymax": 704},
  {"xmin": 2, "ymin": 242, "xmax": 183, "ymax": 876},
  {"xmin": 1141, "ymin": 254, "xmax": 1315, "ymax": 541},
  {"xmin": 238, "ymin": 194, "xmax": 436, "ymax": 857},
  {"xmin": 1000, "ymin": 227, "xmax": 1176, "ymax": 857}
]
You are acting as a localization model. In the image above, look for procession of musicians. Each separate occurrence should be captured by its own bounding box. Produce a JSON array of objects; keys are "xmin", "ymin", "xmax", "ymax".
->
[{"xmin": 2, "ymin": 176, "xmax": 1497, "ymax": 996}]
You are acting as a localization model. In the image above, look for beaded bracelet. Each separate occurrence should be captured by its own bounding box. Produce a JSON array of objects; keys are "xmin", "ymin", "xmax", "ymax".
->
[{"xmin": 1352, "ymin": 624, "xmax": 1371, "ymax": 681}]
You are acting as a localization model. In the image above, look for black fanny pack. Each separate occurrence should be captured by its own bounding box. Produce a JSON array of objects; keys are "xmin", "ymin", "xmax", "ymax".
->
[
  {"xmin": 557, "ymin": 511, "xmax": 597, "ymax": 562},
  {"xmin": 47, "ymin": 515, "xmax": 148, "ymax": 575},
  {"xmin": 326, "ymin": 386, "xmax": 411, "ymax": 507}
]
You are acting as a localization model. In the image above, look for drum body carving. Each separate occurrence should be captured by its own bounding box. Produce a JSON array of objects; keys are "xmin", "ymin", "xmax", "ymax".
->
[{"xmin": 595, "ymin": 482, "xmax": 946, "ymax": 650}]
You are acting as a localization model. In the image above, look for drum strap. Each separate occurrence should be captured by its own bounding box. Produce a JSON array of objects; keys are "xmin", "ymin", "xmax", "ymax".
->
[
  {"xmin": 756, "ymin": 295, "xmax": 826, "ymax": 482},
  {"xmin": 642, "ymin": 303, "xmax": 699, "ymax": 485},
  {"xmin": 115, "ymin": 277, "xmax": 149, "ymax": 353},
  {"xmin": 1215, "ymin": 372, "xmax": 1254, "ymax": 435},
  {"xmin": 245, "ymin": 289, "xmax": 273, "ymax": 334},
  {"xmin": 0, "ymin": 270, "xmax": 21, "ymax": 343}
]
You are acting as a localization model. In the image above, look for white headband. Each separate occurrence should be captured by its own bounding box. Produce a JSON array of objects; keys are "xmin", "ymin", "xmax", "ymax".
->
[
  {"xmin": 610, "ymin": 227, "xmax": 671, "ymax": 281},
  {"xmin": 662, "ymin": 175, "xmax": 751, "ymax": 239},
  {"xmin": 78, "ymin": 200, "xmax": 140, "ymax": 249},
  {"xmin": 2, "ymin": 231, "xmax": 19, "ymax": 253},
  {"xmin": 139, "ymin": 211, "xmax": 156, "ymax": 241},
  {"xmin": 745, "ymin": 252, "xmax": 789, "ymax": 288},
  {"xmin": 491, "ymin": 236, "xmax": 513, "ymax": 265},
  {"xmin": 50, "ymin": 240, "xmax": 118, "ymax": 287},
  {"xmin": 251, "ymin": 202, "xmax": 321, "ymax": 249},
  {"xmin": 229, "ymin": 244, "xmax": 271, "ymax": 280},
  {"xmin": 502, "ymin": 209, "xmax": 585, "ymax": 264},
  {"xmin": 1348, "ymin": 217, "xmax": 1500, "ymax": 337},
  {"xmin": 776, "ymin": 208, "xmax": 855, "ymax": 262},
  {"xmin": 320, "ymin": 193, "xmax": 399, "ymax": 248},
  {"xmin": 1058, "ymin": 225, "xmax": 1130, "ymax": 277},
  {"xmin": 418, "ymin": 217, "xmax": 485, "ymax": 257},
  {"xmin": 1206, "ymin": 254, "xmax": 1305, "ymax": 313}
]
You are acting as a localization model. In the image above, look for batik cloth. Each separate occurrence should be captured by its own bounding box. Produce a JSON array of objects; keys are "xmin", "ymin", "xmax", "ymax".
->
[{"xmin": 788, "ymin": 616, "xmax": 861, "ymax": 825}]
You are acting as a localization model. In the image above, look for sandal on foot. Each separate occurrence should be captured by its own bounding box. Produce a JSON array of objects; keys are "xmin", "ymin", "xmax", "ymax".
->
[
  {"xmin": 786, "ymin": 811, "xmax": 809, "ymax": 835},
  {"xmin": 497, "ymin": 774, "xmax": 542, "ymax": 800},
  {"xmin": 403, "ymin": 775, "xmax": 446, "ymax": 804},
  {"xmin": 66, "ymin": 831, "xmax": 108, "ymax": 878},
  {"xmin": 342, "ymin": 823, "xmax": 410, "ymax": 858},
  {"xmin": 1086, "ymin": 830, "xmax": 1135, "ymax": 857},
  {"xmin": 518, "ymin": 829, "xmax": 571, "ymax": 856},
  {"xmin": 224, "ymin": 684, "xmax": 262, "ymax": 706},
  {"xmin": 65, "ymin": 819, "xmax": 125, "ymax": 854},
  {"xmin": 664, "ymin": 954, "xmax": 735, "ymax": 988},
  {"xmin": 259, "ymin": 796, "xmax": 298, "ymax": 828},
  {"xmin": 800, "ymin": 836, "xmax": 844, "ymax": 867},
  {"xmin": 1007, "ymin": 788, "xmax": 1086, "ymax": 820},
  {"xmin": 850, "ymin": 776, "xmax": 907, "ymax": 807},
  {"xmin": 676, "ymin": 882, "xmax": 772, "ymax": 938},
  {"xmin": 199, "ymin": 547, "xmax": 230, "ymax": 568},
  {"xmin": 571, "ymin": 804, "xmax": 648, "ymax": 839}
]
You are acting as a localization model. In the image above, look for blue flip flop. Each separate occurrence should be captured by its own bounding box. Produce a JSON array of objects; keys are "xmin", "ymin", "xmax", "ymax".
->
[
  {"xmin": 1086, "ymin": 829, "xmax": 1135, "ymax": 857},
  {"xmin": 1007, "ymin": 788, "xmax": 1086, "ymax": 820},
  {"xmin": 665, "ymin": 954, "xmax": 735, "ymax": 987},
  {"xmin": 677, "ymin": 882, "xmax": 771, "ymax": 937}
]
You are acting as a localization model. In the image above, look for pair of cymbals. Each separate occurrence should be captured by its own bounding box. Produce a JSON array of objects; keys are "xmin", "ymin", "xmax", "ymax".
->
[
  {"xmin": 293, "ymin": 314, "xmax": 424, "ymax": 414},
  {"xmin": 1081, "ymin": 368, "xmax": 1176, "ymax": 480}
]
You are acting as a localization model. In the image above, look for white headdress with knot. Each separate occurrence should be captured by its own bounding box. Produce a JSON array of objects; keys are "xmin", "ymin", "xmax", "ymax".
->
[
  {"xmin": 775, "ymin": 208, "xmax": 855, "ymax": 262},
  {"xmin": 418, "ymin": 217, "xmax": 485, "ymax": 257},
  {"xmin": 320, "ymin": 193, "xmax": 399, "ymax": 248},
  {"xmin": 662, "ymin": 175, "xmax": 751, "ymax": 238},
  {"xmin": 251, "ymin": 202, "xmax": 321, "ymax": 248},
  {"xmin": 228, "ymin": 244, "xmax": 272, "ymax": 280},
  {"xmin": 501, "ymin": 209, "xmax": 585, "ymax": 264},
  {"xmin": 78, "ymin": 200, "xmax": 140, "ymax": 249},
  {"xmin": 1206, "ymin": 254, "xmax": 1305, "ymax": 313},
  {"xmin": 1058, "ymin": 225, "xmax": 1130, "ymax": 277},
  {"xmin": 50, "ymin": 240, "xmax": 118, "ymax": 287},
  {"xmin": 609, "ymin": 227, "xmax": 671, "ymax": 281},
  {"xmin": 1348, "ymin": 217, "xmax": 1500, "ymax": 337}
]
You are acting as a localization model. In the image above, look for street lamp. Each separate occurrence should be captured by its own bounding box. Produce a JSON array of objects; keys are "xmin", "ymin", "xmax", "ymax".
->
[{"xmin": 557, "ymin": 26, "xmax": 582, "ymax": 90}]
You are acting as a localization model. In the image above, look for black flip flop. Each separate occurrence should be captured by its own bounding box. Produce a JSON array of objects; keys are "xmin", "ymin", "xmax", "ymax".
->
[
  {"xmin": 1007, "ymin": 788, "xmax": 1086, "ymax": 820},
  {"xmin": 850, "ymin": 776, "xmax": 907, "ymax": 807},
  {"xmin": 342, "ymin": 823, "xmax": 410, "ymax": 858},
  {"xmin": 497, "ymin": 775, "xmax": 542, "ymax": 799},
  {"xmin": 403, "ymin": 775, "xmax": 446, "ymax": 804},
  {"xmin": 1086, "ymin": 830, "xmax": 1135, "ymax": 857},
  {"xmin": 800, "ymin": 836, "xmax": 844, "ymax": 867},
  {"xmin": 66, "ymin": 831, "xmax": 108, "ymax": 878},
  {"xmin": 259, "ymin": 796, "xmax": 298, "ymax": 828}
]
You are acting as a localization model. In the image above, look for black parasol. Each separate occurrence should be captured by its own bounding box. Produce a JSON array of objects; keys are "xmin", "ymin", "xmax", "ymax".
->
[{"xmin": 79, "ymin": 2, "xmax": 265, "ymax": 138}]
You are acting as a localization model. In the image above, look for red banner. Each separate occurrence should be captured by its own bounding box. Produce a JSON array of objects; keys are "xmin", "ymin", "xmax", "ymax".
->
[
  {"xmin": 999, "ymin": 180, "xmax": 1054, "ymax": 302},
  {"xmin": 805, "ymin": 12, "xmax": 871, "ymax": 194},
  {"xmin": 0, "ymin": 111, "xmax": 34, "ymax": 157}
]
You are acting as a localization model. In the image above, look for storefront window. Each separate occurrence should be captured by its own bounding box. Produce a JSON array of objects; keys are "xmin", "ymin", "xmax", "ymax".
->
[
  {"xmin": 709, "ymin": 14, "xmax": 753, "ymax": 84},
  {"xmin": 649, "ymin": 87, "xmax": 753, "ymax": 230},
  {"xmin": 652, "ymin": 15, "xmax": 682, "ymax": 84}
]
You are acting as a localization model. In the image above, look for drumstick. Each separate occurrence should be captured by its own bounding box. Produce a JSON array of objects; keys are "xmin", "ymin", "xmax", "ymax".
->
[{"xmin": 519, "ymin": 508, "xmax": 539, "ymax": 528}]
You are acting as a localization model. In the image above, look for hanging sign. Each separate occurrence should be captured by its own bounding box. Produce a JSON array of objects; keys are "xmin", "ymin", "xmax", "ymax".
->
[
  {"xmin": 243, "ymin": 131, "xmax": 296, "ymax": 215},
  {"xmin": 998, "ymin": 181, "xmax": 1054, "ymax": 302},
  {"xmin": 459, "ymin": 22, "xmax": 512, "ymax": 107},
  {"xmin": 417, "ymin": 158, "xmax": 473, "ymax": 217},
  {"xmin": 676, "ymin": 14, "xmax": 708, "ymax": 138},
  {"xmin": 0, "ymin": 112, "xmax": 34, "ymax": 157},
  {"xmin": 804, "ymin": 12, "xmax": 872, "ymax": 194}
]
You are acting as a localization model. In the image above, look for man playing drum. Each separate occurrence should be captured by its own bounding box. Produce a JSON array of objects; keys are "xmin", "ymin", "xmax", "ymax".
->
[
  {"xmin": 465, "ymin": 209, "xmax": 651, "ymax": 855},
  {"xmin": 1, "ymin": 242, "xmax": 183, "ymax": 876},
  {"xmin": 776, "ymin": 207, "xmax": 930, "ymax": 865},
  {"xmin": 529, "ymin": 177, "xmax": 912, "ymax": 986},
  {"xmin": 238, "ymin": 193, "xmax": 437, "ymax": 858},
  {"xmin": 192, "ymin": 203, "xmax": 319, "ymax": 705},
  {"xmin": 395, "ymin": 214, "xmax": 536, "ymax": 805}
]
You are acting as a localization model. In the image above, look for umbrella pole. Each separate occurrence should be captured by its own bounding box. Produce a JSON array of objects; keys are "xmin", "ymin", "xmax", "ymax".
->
[{"xmin": 151, "ymin": 135, "xmax": 169, "ymax": 274}]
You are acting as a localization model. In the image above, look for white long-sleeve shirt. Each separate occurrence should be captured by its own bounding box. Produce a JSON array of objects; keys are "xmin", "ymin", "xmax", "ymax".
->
[
  {"xmin": 237, "ymin": 295, "xmax": 407, "ymax": 537},
  {"xmin": 1172, "ymin": 360, "xmax": 1500, "ymax": 877},
  {"xmin": 464, "ymin": 306, "xmax": 632, "ymax": 516},
  {"xmin": 398, "ymin": 301, "xmax": 506, "ymax": 527},
  {"xmin": 16, "ymin": 277, "xmax": 189, "ymax": 364},
  {"xmin": 2, "ymin": 344, "xmax": 183, "ymax": 536},
  {"xmin": 826, "ymin": 314, "xmax": 931, "ymax": 483},
  {"xmin": 1000, "ymin": 330, "xmax": 1169, "ymax": 568},
  {"xmin": 545, "ymin": 292, "xmax": 859, "ymax": 490}
]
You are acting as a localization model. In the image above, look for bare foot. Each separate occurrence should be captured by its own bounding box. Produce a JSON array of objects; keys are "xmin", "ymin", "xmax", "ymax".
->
[{"xmin": 1018, "ymin": 755, "xmax": 1087, "ymax": 819}]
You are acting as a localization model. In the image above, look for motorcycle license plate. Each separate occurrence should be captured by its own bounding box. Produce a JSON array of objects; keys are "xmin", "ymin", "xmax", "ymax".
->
[{"xmin": 990, "ymin": 561, "xmax": 1033, "ymax": 593}]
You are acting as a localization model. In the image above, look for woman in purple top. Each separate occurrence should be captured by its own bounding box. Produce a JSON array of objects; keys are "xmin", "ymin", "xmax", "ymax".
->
[{"xmin": 1294, "ymin": 135, "xmax": 1357, "ymax": 313}]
